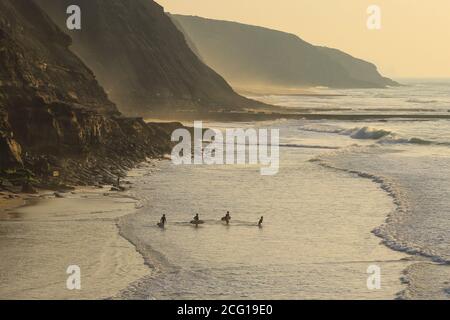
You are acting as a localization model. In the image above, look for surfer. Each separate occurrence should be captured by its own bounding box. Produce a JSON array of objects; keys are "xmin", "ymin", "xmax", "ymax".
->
[
  {"xmin": 222, "ymin": 211, "xmax": 231, "ymax": 225},
  {"xmin": 157, "ymin": 214, "xmax": 167, "ymax": 228},
  {"xmin": 258, "ymin": 216, "xmax": 264, "ymax": 227},
  {"xmin": 191, "ymin": 213, "xmax": 201, "ymax": 227}
]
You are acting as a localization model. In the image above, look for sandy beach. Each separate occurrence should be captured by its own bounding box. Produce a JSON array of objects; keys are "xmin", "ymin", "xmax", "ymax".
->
[
  {"xmin": 0, "ymin": 183, "xmax": 151, "ymax": 300},
  {"xmin": 0, "ymin": 194, "xmax": 25, "ymax": 212}
]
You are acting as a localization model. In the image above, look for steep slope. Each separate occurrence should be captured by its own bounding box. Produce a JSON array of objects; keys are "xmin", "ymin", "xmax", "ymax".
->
[
  {"xmin": 170, "ymin": 13, "xmax": 205, "ymax": 62},
  {"xmin": 317, "ymin": 46, "xmax": 397, "ymax": 88},
  {"xmin": 171, "ymin": 15, "xmax": 398, "ymax": 90},
  {"xmin": 36, "ymin": 0, "xmax": 262, "ymax": 115},
  {"xmin": 0, "ymin": 0, "xmax": 177, "ymax": 188}
]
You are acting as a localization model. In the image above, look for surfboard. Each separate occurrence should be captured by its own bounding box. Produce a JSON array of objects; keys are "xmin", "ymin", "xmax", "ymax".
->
[
  {"xmin": 190, "ymin": 220, "xmax": 205, "ymax": 225},
  {"xmin": 157, "ymin": 222, "xmax": 165, "ymax": 228}
]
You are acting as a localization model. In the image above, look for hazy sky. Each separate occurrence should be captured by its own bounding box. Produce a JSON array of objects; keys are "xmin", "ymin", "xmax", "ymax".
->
[{"xmin": 158, "ymin": 0, "xmax": 450, "ymax": 79}]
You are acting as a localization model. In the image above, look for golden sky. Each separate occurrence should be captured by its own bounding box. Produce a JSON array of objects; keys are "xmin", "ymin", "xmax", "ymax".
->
[{"xmin": 158, "ymin": 0, "xmax": 450, "ymax": 78}]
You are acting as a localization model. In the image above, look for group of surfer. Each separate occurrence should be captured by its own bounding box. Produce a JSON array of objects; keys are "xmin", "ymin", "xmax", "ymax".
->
[{"xmin": 157, "ymin": 212, "xmax": 264, "ymax": 228}]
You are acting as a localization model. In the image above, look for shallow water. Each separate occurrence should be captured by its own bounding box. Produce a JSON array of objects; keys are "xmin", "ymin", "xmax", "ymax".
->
[
  {"xmin": 119, "ymin": 126, "xmax": 409, "ymax": 299},
  {"xmin": 119, "ymin": 80, "xmax": 450, "ymax": 300}
]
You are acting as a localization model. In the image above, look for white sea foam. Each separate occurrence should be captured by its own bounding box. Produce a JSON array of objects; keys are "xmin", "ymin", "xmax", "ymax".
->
[
  {"xmin": 299, "ymin": 122, "xmax": 450, "ymax": 147},
  {"xmin": 312, "ymin": 142, "xmax": 450, "ymax": 299}
]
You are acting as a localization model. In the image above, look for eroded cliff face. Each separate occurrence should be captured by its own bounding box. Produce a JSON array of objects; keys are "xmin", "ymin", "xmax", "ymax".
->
[
  {"xmin": 0, "ymin": 0, "xmax": 177, "ymax": 188},
  {"xmin": 36, "ymin": 0, "xmax": 262, "ymax": 116},
  {"xmin": 0, "ymin": 111, "xmax": 22, "ymax": 169}
]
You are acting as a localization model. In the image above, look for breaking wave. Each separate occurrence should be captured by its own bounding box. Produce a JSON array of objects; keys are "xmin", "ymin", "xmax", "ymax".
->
[
  {"xmin": 299, "ymin": 124, "xmax": 447, "ymax": 147},
  {"xmin": 299, "ymin": 125, "xmax": 391, "ymax": 140},
  {"xmin": 406, "ymin": 99, "xmax": 438, "ymax": 104},
  {"xmin": 280, "ymin": 143, "xmax": 339, "ymax": 150},
  {"xmin": 347, "ymin": 127, "xmax": 392, "ymax": 140}
]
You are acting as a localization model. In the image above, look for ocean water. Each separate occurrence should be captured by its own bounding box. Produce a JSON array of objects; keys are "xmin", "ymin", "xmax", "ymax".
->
[
  {"xmin": 253, "ymin": 79, "xmax": 450, "ymax": 116},
  {"xmin": 117, "ymin": 80, "xmax": 450, "ymax": 300}
]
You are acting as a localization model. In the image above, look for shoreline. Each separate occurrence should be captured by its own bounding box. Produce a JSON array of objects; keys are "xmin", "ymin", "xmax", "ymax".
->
[
  {"xmin": 0, "ymin": 193, "xmax": 27, "ymax": 212},
  {"xmin": 1, "ymin": 124, "xmax": 434, "ymax": 300}
]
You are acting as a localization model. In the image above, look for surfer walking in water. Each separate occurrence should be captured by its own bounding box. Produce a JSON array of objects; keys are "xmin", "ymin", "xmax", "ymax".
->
[
  {"xmin": 158, "ymin": 214, "xmax": 167, "ymax": 228},
  {"xmin": 222, "ymin": 211, "xmax": 231, "ymax": 225},
  {"xmin": 258, "ymin": 216, "xmax": 264, "ymax": 227},
  {"xmin": 191, "ymin": 213, "xmax": 202, "ymax": 227}
]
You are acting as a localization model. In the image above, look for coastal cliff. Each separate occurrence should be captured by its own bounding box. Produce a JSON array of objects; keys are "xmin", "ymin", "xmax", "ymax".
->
[
  {"xmin": 0, "ymin": 0, "xmax": 179, "ymax": 189},
  {"xmin": 171, "ymin": 15, "xmax": 398, "ymax": 91},
  {"xmin": 35, "ymin": 0, "xmax": 264, "ymax": 116}
]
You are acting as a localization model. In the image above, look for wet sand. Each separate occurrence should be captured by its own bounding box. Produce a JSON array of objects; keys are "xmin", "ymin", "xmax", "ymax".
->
[
  {"xmin": 0, "ymin": 187, "xmax": 150, "ymax": 300},
  {"xmin": 0, "ymin": 195, "xmax": 25, "ymax": 212}
]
